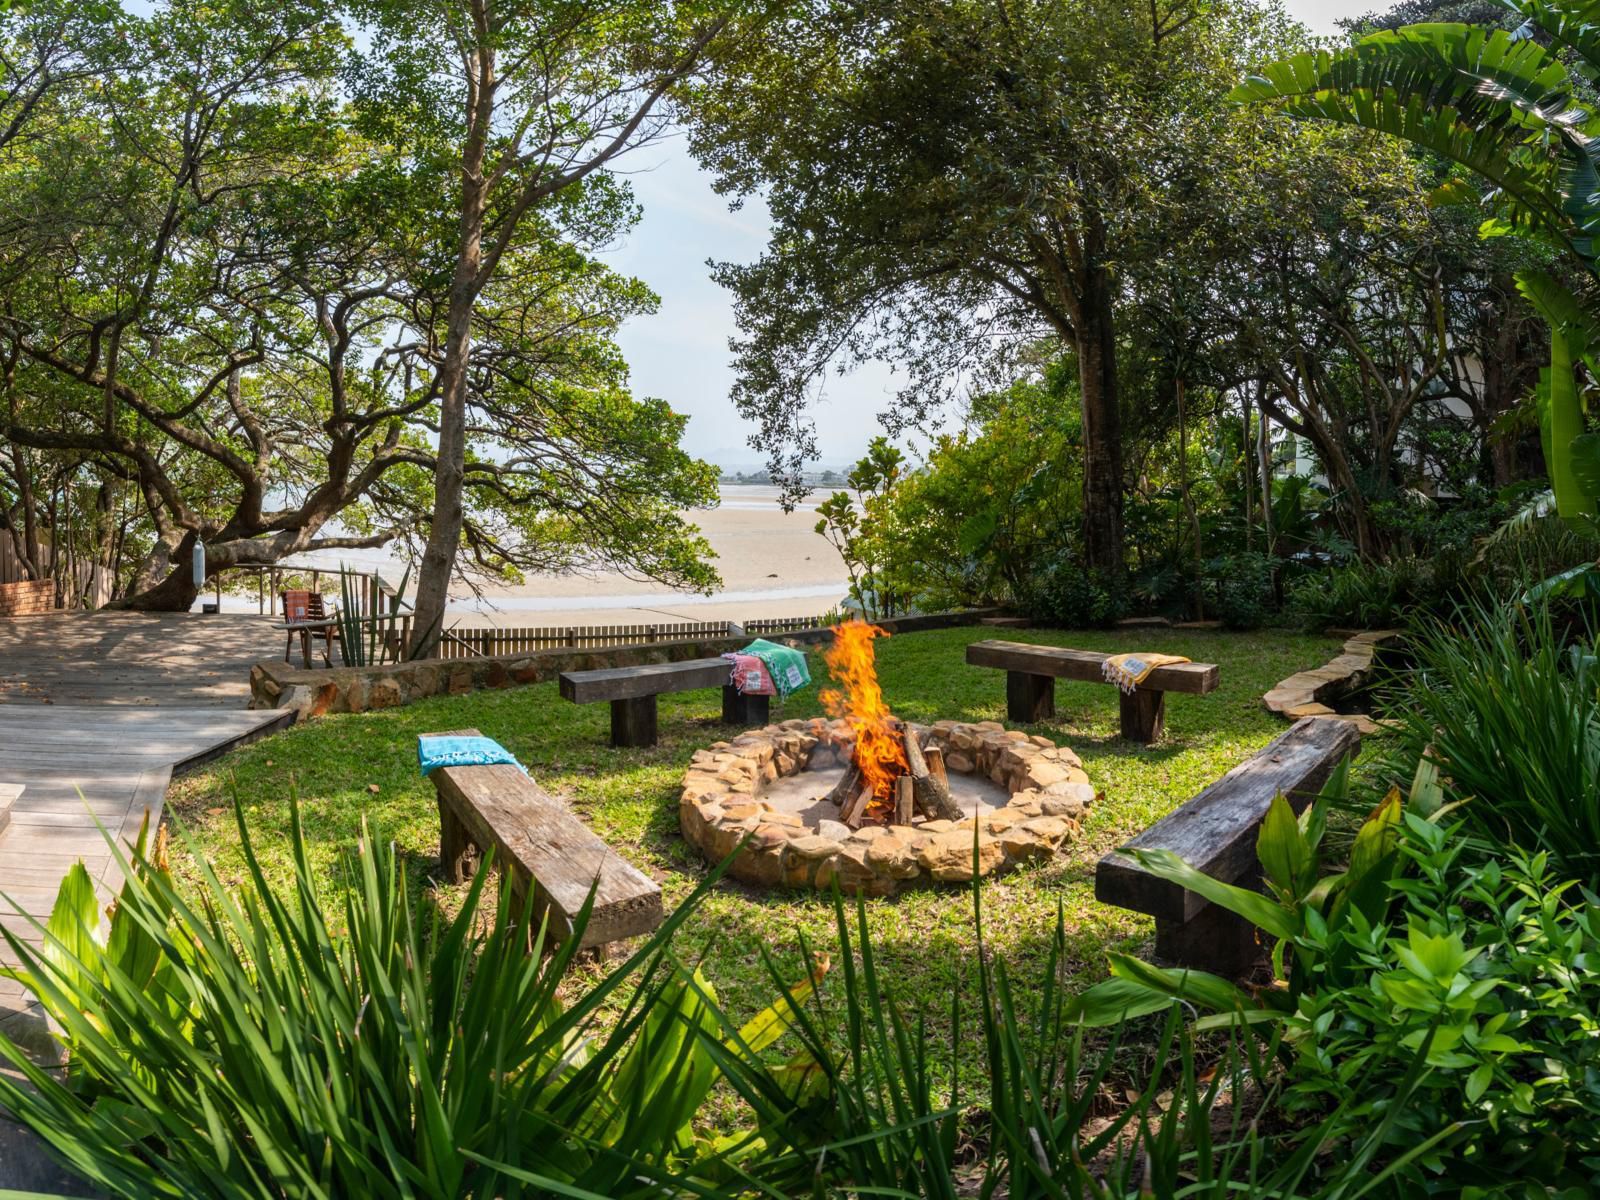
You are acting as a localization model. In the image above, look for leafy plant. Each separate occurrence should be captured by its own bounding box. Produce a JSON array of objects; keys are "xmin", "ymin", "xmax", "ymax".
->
[
  {"xmin": 0, "ymin": 797, "xmax": 826, "ymax": 1198},
  {"xmin": 1233, "ymin": 7, "xmax": 1600, "ymax": 534},
  {"xmin": 1383, "ymin": 600, "xmax": 1600, "ymax": 883}
]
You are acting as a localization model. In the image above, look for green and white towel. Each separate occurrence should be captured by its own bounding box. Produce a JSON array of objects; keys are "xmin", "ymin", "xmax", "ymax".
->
[{"xmin": 741, "ymin": 638, "xmax": 811, "ymax": 700}]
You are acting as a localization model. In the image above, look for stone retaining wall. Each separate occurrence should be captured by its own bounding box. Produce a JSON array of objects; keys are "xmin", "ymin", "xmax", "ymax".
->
[
  {"xmin": 1263, "ymin": 629, "xmax": 1405, "ymax": 735},
  {"xmin": 680, "ymin": 718, "xmax": 1096, "ymax": 895},
  {"xmin": 0, "ymin": 579, "xmax": 54, "ymax": 617},
  {"xmin": 250, "ymin": 608, "xmax": 1005, "ymax": 718}
]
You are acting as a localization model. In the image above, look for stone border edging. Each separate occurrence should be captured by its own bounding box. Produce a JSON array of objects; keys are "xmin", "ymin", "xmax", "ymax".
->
[
  {"xmin": 249, "ymin": 608, "xmax": 1006, "ymax": 718},
  {"xmin": 679, "ymin": 718, "xmax": 1096, "ymax": 895},
  {"xmin": 1262, "ymin": 630, "xmax": 1404, "ymax": 735}
]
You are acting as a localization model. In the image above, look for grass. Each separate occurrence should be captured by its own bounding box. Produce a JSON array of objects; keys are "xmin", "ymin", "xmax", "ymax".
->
[{"xmin": 166, "ymin": 624, "xmax": 1341, "ymax": 1117}]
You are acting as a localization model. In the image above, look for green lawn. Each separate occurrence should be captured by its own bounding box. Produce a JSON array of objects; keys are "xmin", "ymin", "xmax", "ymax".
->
[{"xmin": 167, "ymin": 624, "xmax": 1339, "ymax": 1115}]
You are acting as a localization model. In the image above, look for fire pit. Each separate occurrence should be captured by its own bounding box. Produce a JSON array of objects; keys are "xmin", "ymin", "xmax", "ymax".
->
[{"xmin": 678, "ymin": 623, "xmax": 1095, "ymax": 895}]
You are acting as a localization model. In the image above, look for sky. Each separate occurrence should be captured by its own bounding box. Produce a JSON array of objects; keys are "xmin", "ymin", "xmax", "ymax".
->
[{"xmin": 599, "ymin": 0, "xmax": 1374, "ymax": 471}]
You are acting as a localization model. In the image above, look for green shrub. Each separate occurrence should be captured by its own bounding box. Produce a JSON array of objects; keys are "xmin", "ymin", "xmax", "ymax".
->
[
  {"xmin": 1384, "ymin": 601, "xmax": 1600, "ymax": 884},
  {"xmin": 0, "ymin": 804, "xmax": 823, "ymax": 1198},
  {"xmin": 1021, "ymin": 553, "xmax": 1127, "ymax": 627},
  {"xmin": 1204, "ymin": 551, "xmax": 1276, "ymax": 630},
  {"xmin": 1285, "ymin": 549, "xmax": 1471, "ymax": 632},
  {"xmin": 1069, "ymin": 757, "xmax": 1600, "ymax": 1194}
]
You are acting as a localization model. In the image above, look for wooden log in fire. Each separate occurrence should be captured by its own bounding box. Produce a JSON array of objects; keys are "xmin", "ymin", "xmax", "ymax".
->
[
  {"xmin": 895, "ymin": 774, "xmax": 914, "ymax": 825},
  {"xmin": 904, "ymin": 728, "xmax": 962, "ymax": 821},
  {"xmin": 841, "ymin": 780, "xmax": 874, "ymax": 828},
  {"xmin": 826, "ymin": 761, "xmax": 863, "ymax": 807}
]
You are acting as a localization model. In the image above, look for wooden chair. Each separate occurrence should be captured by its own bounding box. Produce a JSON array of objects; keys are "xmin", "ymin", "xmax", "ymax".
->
[{"xmin": 280, "ymin": 589, "xmax": 342, "ymax": 667}]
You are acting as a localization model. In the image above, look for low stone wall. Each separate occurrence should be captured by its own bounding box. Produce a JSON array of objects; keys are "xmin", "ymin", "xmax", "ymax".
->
[
  {"xmin": 250, "ymin": 608, "xmax": 1005, "ymax": 718},
  {"xmin": 680, "ymin": 718, "xmax": 1095, "ymax": 896},
  {"xmin": 0, "ymin": 579, "xmax": 54, "ymax": 617},
  {"xmin": 1262, "ymin": 629, "xmax": 1405, "ymax": 735}
]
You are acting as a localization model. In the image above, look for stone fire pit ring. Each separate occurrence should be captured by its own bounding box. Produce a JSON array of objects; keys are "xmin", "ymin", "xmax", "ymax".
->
[{"xmin": 679, "ymin": 718, "xmax": 1096, "ymax": 896}]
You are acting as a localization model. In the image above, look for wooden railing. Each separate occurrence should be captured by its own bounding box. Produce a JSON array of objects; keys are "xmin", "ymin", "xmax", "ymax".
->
[{"xmin": 431, "ymin": 615, "xmax": 837, "ymax": 659}]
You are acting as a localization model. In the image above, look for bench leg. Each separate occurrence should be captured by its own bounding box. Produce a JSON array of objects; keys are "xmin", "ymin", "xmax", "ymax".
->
[
  {"xmin": 610, "ymin": 695, "xmax": 658, "ymax": 747},
  {"xmin": 1119, "ymin": 688, "xmax": 1165, "ymax": 743},
  {"xmin": 721, "ymin": 685, "xmax": 770, "ymax": 727},
  {"xmin": 1155, "ymin": 906, "xmax": 1265, "ymax": 979},
  {"xmin": 437, "ymin": 799, "xmax": 480, "ymax": 884},
  {"xmin": 1006, "ymin": 671, "xmax": 1055, "ymax": 723}
]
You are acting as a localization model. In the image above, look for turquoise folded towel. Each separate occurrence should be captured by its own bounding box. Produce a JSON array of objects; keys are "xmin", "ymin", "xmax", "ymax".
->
[
  {"xmin": 742, "ymin": 638, "xmax": 812, "ymax": 700},
  {"xmin": 417, "ymin": 735, "xmax": 525, "ymax": 776}
]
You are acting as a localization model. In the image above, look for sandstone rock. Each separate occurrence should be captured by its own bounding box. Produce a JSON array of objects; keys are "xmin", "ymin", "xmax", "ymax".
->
[
  {"xmin": 732, "ymin": 849, "xmax": 786, "ymax": 887},
  {"xmin": 1042, "ymin": 780, "xmax": 1095, "ymax": 804},
  {"xmin": 918, "ymin": 831, "xmax": 1005, "ymax": 881},
  {"xmin": 864, "ymin": 836, "xmax": 922, "ymax": 879},
  {"xmin": 849, "ymin": 824, "xmax": 890, "ymax": 842},
  {"xmin": 975, "ymin": 721, "xmax": 1004, "ymax": 732},
  {"xmin": 761, "ymin": 810, "xmax": 805, "ymax": 828},
  {"xmin": 982, "ymin": 808, "xmax": 1025, "ymax": 833},
  {"xmin": 721, "ymin": 802, "xmax": 761, "ymax": 822},
  {"xmin": 815, "ymin": 819, "xmax": 852, "ymax": 842},
  {"xmin": 1041, "ymin": 796, "xmax": 1086, "ymax": 819},
  {"xmin": 368, "ymin": 678, "xmax": 402, "ymax": 710},
  {"xmin": 945, "ymin": 751, "xmax": 975, "ymax": 774},
  {"xmin": 999, "ymin": 828, "xmax": 1052, "ymax": 862},
  {"xmin": 448, "ymin": 666, "xmax": 474, "ymax": 695},
  {"xmin": 1021, "ymin": 815, "xmax": 1071, "ymax": 843},
  {"xmin": 1026, "ymin": 761, "xmax": 1071, "ymax": 789},
  {"xmin": 1029, "ymin": 734, "xmax": 1055, "ymax": 749},
  {"xmin": 921, "ymin": 819, "xmax": 955, "ymax": 834},
  {"xmin": 787, "ymin": 835, "xmax": 843, "ymax": 860}
]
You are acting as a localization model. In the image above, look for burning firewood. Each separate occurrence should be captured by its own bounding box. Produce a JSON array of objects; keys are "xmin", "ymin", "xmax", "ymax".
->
[
  {"xmin": 825, "ymin": 761, "xmax": 864, "ymax": 807},
  {"xmin": 904, "ymin": 727, "xmax": 962, "ymax": 821},
  {"xmin": 841, "ymin": 780, "xmax": 875, "ymax": 828},
  {"xmin": 895, "ymin": 774, "xmax": 914, "ymax": 825}
]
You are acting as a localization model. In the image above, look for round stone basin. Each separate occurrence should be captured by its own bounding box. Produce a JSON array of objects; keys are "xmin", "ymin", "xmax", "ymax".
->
[{"xmin": 678, "ymin": 717, "xmax": 1098, "ymax": 895}]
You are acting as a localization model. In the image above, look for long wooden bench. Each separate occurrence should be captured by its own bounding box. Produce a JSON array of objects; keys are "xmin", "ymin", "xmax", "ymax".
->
[
  {"xmin": 426, "ymin": 729, "xmax": 663, "ymax": 949},
  {"xmin": 1095, "ymin": 717, "xmax": 1361, "ymax": 976},
  {"xmin": 966, "ymin": 639, "xmax": 1219, "ymax": 742},
  {"xmin": 558, "ymin": 657, "xmax": 769, "ymax": 747}
]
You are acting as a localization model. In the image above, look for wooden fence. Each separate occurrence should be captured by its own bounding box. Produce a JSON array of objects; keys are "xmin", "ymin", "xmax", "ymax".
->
[{"xmin": 432, "ymin": 615, "xmax": 836, "ymax": 659}]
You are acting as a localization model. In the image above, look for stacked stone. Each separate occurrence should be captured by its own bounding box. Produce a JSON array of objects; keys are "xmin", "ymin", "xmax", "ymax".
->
[{"xmin": 679, "ymin": 718, "xmax": 1097, "ymax": 896}]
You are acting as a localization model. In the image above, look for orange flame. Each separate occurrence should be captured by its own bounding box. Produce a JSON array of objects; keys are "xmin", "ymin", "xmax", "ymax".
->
[{"xmin": 819, "ymin": 620, "xmax": 908, "ymax": 804}]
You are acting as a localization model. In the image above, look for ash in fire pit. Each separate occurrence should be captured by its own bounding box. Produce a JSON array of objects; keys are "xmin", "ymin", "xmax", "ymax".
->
[{"xmin": 678, "ymin": 621, "xmax": 1098, "ymax": 895}]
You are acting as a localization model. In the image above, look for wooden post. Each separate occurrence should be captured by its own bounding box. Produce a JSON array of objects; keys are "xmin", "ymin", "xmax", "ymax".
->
[
  {"xmin": 1119, "ymin": 689, "xmax": 1166, "ymax": 744},
  {"xmin": 1006, "ymin": 671, "xmax": 1055, "ymax": 723},
  {"xmin": 894, "ymin": 775, "xmax": 914, "ymax": 825},
  {"xmin": 610, "ymin": 696, "xmax": 658, "ymax": 747},
  {"xmin": 437, "ymin": 795, "xmax": 480, "ymax": 883},
  {"xmin": 721, "ymin": 684, "xmax": 770, "ymax": 727}
]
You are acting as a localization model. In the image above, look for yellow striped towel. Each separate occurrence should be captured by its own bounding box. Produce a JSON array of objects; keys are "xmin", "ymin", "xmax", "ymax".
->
[{"xmin": 1102, "ymin": 652, "xmax": 1190, "ymax": 695}]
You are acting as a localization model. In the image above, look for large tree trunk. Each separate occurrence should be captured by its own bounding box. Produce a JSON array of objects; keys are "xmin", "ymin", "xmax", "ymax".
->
[
  {"xmin": 409, "ymin": 35, "xmax": 494, "ymax": 659},
  {"xmin": 1076, "ymin": 269, "xmax": 1124, "ymax": 575},
  {"xmin": 113, "ymin": 533, "xmax": 202, "ymax": 611}
]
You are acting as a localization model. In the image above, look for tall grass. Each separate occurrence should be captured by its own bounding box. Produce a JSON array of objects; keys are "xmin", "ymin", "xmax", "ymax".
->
[{"xmin": 1383, "ymin": 600, "xmax": 1600, "ymax": 880}]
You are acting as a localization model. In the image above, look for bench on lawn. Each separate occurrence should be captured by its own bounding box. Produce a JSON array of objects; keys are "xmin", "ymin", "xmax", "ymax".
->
[
  {"xmin": 966, "ymin": 639, "xmax": 1219, "ymax": 743},
  {"xmin": 558, "ymin": 657, "xmax": 769, "ymax": 748},
  {"xmin": 1095, "ymin": 717, "xmax": 1361, "ymax": 977},
  {"xmin": 427, "ymin": 729, "xmax": 663, "ymax": 949}
]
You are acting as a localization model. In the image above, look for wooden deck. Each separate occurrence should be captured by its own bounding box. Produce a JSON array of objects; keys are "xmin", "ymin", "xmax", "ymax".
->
[
  {"xmin": 0, "ymin": 611, "xmax": 282, "ymax": 706},
  {"xmin": 0, "ymin": 614, "xmax": 291, "ymax": 1193}
]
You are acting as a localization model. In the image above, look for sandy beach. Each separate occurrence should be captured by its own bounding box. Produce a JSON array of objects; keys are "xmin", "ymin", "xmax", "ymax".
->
[
  {"xmin": 232, "ymin": 485, "xmax": 852, "ymax": 629},
  {"xmin": 443, "ymin": 485, "xmax": 850, "ymax": 628}
]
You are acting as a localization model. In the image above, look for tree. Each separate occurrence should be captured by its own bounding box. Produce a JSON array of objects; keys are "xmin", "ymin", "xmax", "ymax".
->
[
  {"xmin": 0, "ymin": 0, "xmax": 725, "ymax": 613},
  {"xmin": 687, "ymin": 0, "xmax": 1304, "ymax": 575},
  {"xmin": 1235, "ymin": 2, "xmax": 1600, "ymax": 534},
  {"xmin": 346, "ymin": 0, "xmax": 741, "ymax": 654}
]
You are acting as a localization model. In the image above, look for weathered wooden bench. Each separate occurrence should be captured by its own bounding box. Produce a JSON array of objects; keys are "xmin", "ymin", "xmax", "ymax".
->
[
  {"xmin": 966, "ymin": 639, "xmax": 1219, "ymax": 743},
  {"xmin": 558, "ymin": 657, "xmax": 769, "ymax": 748},
  {"xmin": 1094, "ymin": 717, "xmax": 1362, "ymax": 976},
  {"xmin": 0, "ymin": 783, "xmax": 18, "ymax": 835},
  {"xmin": 427, "ymin": 729, "xmax": 663, "ymax": 949}
]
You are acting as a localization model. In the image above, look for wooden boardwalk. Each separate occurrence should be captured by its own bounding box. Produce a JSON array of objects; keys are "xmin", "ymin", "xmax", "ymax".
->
[
  {"xmin": 0, "ymin": 614, "xmax": 290, "ymax": 1192},
  {"xmin": 0, "ymin": 611, "xmax": 282, "ymax": 706}
]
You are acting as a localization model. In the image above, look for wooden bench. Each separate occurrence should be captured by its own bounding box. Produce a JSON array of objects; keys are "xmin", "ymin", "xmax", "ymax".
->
[
  {"xmin": 558, "ymin": 657, "xmax": 770, "ymax": 748},
  {"xmin": 427, "ymin": 729, "xmax": 663, "ymax": 949},
  {"xmin": 966, "ymin": 639, "xmax": 1219, "ymax": 743},
  {"xmin": 1094, "ymin": 717, "xmax": 1361, "ymax": 976}
]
